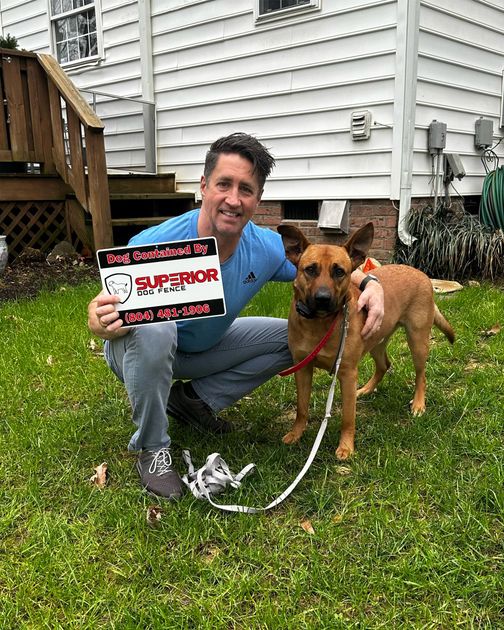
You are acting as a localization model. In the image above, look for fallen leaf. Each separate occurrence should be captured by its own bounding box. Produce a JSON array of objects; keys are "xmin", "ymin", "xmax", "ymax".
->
[
  {"xmin": 88, "ymin": 339, "xmax": 104, "ymax": 357},
  {"xmin": 468, "ymin": 280, "xmax": 480, "ymax": 287},
  {"xmin": 335, "ymin": 465, "xmax": 352, "ymax": 476},
  {"xmin": 300, "ymin": 519, "xmax": 315, "ymax": 534},
  {"xmin": 89, "ymin": 462, "xmax": 108, "ymax": 489},
  {"xmin": 146, "ymin": 505, "xmax": 163, "ymax": 527},
  {"xmin": 480, "ymin": 323, "xmax": 501, "ymax": 337},
  {"xmin": 202, "ymin": 547, "xmax": 221, "ymax": 563}
]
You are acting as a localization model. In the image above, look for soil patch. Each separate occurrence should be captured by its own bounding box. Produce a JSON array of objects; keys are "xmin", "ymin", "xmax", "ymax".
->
[{"xmin": 0, "ymin": 251, "xmax": 100, "ymax": 302}]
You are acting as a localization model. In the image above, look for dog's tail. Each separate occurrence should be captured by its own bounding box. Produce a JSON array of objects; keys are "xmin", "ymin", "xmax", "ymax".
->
[{"xmin": 434, "ymin": 304, "xmax": 455, "ymax": 344}]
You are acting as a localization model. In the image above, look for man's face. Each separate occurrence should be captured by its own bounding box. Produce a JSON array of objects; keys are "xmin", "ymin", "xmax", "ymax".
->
[{"xmin": 199, "ymin": 153, "xmax": 262, "ymax": 241}]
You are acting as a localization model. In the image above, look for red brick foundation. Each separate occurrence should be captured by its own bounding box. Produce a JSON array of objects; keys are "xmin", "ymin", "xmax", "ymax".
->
[{"xmin": 253, "ymin": 200, "xmax": 399, "ymax": 263}]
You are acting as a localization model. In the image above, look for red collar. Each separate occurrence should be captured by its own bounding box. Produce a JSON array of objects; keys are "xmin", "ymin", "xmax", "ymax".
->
[{"xmin": 279, "ymin": 304, "xmax": 347, "ymax": 377}]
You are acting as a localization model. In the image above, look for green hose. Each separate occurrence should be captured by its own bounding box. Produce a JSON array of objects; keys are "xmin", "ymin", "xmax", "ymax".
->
[{"xmin": 480, "ymin": 166, "xmax": 504, "ymax": 230}]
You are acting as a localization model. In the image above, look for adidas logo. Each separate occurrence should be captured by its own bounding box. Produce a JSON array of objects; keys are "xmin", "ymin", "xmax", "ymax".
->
[{"xmin": 243, "ymin": 271, "xmax": 257, "ymax": 284}]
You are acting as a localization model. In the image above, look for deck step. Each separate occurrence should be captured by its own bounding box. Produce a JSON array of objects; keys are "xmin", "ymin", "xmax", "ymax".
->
[
  {"xmin": 111, "ymin": 216, "xmax": 172, "ymax": 226},
  {"xmin": 107, "ymin": 173, "xmax": 177, "ymax": 196},
  {"xmin": 109, "ymin": 192, "xmax": 194, "ymax": 201}
]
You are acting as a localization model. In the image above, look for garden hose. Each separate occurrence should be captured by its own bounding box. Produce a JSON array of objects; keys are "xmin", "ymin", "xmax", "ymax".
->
[{"xmin": 479, "ymin": 165, "xmax": 504, "ymax": 230}]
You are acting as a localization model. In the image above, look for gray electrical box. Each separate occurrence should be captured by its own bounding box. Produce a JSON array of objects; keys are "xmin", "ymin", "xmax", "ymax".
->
[
  {"xmin": 428, "ymin": 120, "xmax": 447, "ymax": 155},
  {"xmin": 475, "ymin": 118, "xmax": 493, "ymax": 150}
]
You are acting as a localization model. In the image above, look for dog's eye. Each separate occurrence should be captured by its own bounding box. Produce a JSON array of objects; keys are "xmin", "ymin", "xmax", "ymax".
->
[
  {"xmin": 304, "ymin": 264, "xmax": 318, "ymax": 277},
  {"xmin": 332, "ymin": 265, "xmax": 345, "ymax": 278}
]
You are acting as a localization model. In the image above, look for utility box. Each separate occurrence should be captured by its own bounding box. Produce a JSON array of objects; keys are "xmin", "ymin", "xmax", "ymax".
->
[
  {"xmin": 428, "ymin": 120, "xmax": 447, "ymax": 155},
  {"xmin": 475, "ymin": 118, "xmax": 493, "ymax": 150}
]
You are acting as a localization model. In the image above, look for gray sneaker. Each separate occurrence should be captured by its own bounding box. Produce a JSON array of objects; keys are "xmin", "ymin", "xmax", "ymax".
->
[
  {"xmin": 167, "ymin": 380, "xmax": 233, "ymax": 435},
  {"xmin": 136, "ymin": 447, "xmax": 185, "ymax": 499}
]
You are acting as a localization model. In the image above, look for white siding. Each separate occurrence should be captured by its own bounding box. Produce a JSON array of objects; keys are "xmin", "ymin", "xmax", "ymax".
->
[
  {"xmin": 3, "ymin": 0, "xmax": 503, "ymax": 199},
  {"xmin": 152, "ymin": 0, "xmax": 399, "ymax": 199},
  {"xmin": 0, "ymin": 0, "xmax": 50, "ymax": 53},
  {"xmin": 414, "ymin": 0, "xmax": 504, "ymax": 196}
]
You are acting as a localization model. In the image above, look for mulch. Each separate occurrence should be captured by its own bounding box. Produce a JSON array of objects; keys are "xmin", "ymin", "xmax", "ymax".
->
[{"xmin": 0, "ymin": 249, "xmax": 100, "ymax": 302}]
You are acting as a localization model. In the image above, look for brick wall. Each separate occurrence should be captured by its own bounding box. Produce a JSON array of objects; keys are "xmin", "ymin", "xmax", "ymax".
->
[{"xmin": 253, "ymin": 200, "xmax": 399, "ymax": 263}]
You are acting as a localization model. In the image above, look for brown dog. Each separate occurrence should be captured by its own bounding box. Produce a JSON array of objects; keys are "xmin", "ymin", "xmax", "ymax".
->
[{"xmin": 278, "ymin": 222, "xmax": 455, "ymax": 460}]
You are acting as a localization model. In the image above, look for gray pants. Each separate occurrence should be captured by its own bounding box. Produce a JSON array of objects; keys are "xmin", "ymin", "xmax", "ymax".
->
[{"xmin": 104, "ymin": 317, "xmax": 292, "ymax": 451}]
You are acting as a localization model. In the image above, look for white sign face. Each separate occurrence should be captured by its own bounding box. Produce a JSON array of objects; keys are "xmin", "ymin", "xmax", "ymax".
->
[{"xmin": 97, "ymin": 238, "xmax": 226, "ymax": 327}]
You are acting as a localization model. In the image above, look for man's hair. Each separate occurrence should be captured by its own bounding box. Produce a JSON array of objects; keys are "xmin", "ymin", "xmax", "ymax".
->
[{"xmin": 203, "ymin": 132, "xmax": 275, "ymax": 191}]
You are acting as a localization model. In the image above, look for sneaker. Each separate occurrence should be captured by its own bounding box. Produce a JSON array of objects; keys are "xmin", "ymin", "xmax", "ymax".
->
[
  {"xmin": 167, "ymin": 380, "xmax": 233, "ymax": 434},
  {"xmin": 136, "ymin": 447, "xmax": 185, "ymax": 499}
]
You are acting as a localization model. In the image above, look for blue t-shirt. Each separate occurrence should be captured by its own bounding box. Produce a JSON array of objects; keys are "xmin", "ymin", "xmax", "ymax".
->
[{"xmin": 128, "ymin": 209, "xmax": 295, "ymax": 352}]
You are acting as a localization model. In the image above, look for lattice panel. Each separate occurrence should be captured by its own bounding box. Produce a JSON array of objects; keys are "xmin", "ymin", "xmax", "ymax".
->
[{"xmin": 0, "ymin": 201, "xmax": 68, "ymax": 261}]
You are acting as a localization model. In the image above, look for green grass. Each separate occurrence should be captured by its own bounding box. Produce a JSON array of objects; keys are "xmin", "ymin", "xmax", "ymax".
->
[{"xmin": 1, "ymin": 279, "xmax": 503, "ymax": 628}]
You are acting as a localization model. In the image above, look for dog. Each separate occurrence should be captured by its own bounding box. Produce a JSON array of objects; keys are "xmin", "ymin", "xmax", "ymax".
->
[{"xmin": 278, "ymin": 222, "xmax": 455, "ymax": 460}]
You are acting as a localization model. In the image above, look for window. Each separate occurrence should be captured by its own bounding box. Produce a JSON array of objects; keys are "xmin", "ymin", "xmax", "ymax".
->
[
  {"xmin": 257, "ymin": 0, "xmax": 319, "ymax": 19},
  {"xmin": 50, "ymin": 0, "xmax": 99, "ymax": 65}
]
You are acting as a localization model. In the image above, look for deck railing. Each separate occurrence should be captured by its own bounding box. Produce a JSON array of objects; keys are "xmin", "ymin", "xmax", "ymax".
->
[{"xmin": 0, "ymin": 48, "xmax": 113, "ymax": 249}]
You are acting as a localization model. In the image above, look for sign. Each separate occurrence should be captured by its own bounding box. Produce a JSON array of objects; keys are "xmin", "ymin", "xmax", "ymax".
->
[{"xmin": 97, "ymin": 237, "xmax": 226, "ymax": 327}]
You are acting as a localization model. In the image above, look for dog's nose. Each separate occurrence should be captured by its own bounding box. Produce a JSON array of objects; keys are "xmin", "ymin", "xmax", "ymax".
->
[{"xmin": 314, "ymin": 288, "xmax": 332, "ymax": 310}]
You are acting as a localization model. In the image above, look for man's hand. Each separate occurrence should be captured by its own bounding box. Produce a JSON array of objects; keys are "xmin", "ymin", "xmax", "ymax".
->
[
  {"xmin": 351, "ymin": 270, "xmax": 384, "ymax": 340},
  {"xmin": 88, "ymin": 291, "xmax": 129, "ymax": 340}
]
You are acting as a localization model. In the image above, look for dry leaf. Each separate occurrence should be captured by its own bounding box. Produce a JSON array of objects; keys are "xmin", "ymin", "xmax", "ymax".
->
[
  {"xmin": 146, "ymin": 505, "xmax": 163, "ymax": 527},
  {"xmin": 481, "ymin": 323, "xmax": 501, "ymax": 337},
  {"xmin": 202, "ymin": 547, "xmax": 221, "ymax": 563},
  {"xmin": 300, "ymin": 519, "xmax": 315, "ymax": 534},
  {"xmin": 89, "ymin": 462, "xmax": 108, "ymax": 489},
  {"xmin": 335, "ymin": 465, "xmax": 352, "ymax": 476},
  {"xmin": 468, "ymin": 280, "xmax": 480, "ymax": 287},
  {"xmin": 88, "ymin": 339, "xmax": 104, "ymax": 357},
  {"xmin": 46, "ymin": 355, "xmax": 54, "ymax": 366}
]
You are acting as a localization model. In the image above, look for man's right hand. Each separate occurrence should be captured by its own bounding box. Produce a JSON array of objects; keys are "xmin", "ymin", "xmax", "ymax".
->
[{"xmin": 88, "ymin": 291, "xmax": 129, "ymax": 340}]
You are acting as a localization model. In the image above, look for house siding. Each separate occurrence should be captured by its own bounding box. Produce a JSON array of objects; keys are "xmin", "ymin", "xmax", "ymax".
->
[
  {"xmin": 151, "ymin": 0, "xmax": 399, "ymax": 200},
  {"xmin": 414, "ymin": 0, "xmax": 504, "ymax": 196}
]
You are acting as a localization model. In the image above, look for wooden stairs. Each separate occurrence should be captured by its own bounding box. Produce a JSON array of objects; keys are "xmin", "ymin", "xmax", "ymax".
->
[{"xmin": 0, "ymin": 48, "xmax": 195, "ymax": 261}]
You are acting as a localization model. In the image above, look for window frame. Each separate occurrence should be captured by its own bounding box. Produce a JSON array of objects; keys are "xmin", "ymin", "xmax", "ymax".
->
[
  {"xmin": 49, "ymin": 0, "xmax": 102, "ymax": 68},
  {"xmin": 254, "ymin": 0, "xmax": 321, "ymax": 23}
]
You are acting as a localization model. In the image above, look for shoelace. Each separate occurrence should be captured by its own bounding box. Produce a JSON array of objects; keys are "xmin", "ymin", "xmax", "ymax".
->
[{"xmin": 149, "ymin": 448, "xmax": 173, "ymax": 476}]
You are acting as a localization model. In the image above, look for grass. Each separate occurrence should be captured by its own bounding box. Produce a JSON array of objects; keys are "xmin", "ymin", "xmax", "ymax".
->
[{"xmin": 1, "ymin": 278, "xmax": 503, "ymax": 628}]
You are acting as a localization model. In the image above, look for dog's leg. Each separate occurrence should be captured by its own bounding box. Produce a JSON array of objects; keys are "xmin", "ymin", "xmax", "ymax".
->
[
  {"xmin": 405, "ymin": 327, "xmax": 430, "ymax": 416},
  {"xmin": 283, "ymin": 366, "xmax": 313, "ymax": 444},
  {"xmin": 356, "ymin": 339, "xmax": 391, "ymax": 397},
  {"xmin": 336, "ymin": 367, "xmax": 358, "ymax": 460}
]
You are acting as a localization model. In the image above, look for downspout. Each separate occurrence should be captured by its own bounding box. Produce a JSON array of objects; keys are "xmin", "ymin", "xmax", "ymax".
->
[
  {"xmin": 391, "ymin": 0, "xmax": 421, "ymax": 245},
  {"xmin": 138, "ymin": 0, "xmax": 156, "ymax": 173}
]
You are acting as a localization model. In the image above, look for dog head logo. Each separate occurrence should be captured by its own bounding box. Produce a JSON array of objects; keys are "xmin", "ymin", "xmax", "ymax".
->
[{"xmin": 105, "ymin": 273, "xmax": 132, "ymax": 303}]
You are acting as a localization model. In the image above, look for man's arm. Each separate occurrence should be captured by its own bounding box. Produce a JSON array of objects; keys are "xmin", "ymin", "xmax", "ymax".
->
[
  {"xmin": 88, "ymin": 291, "xmax": 130, "ymax": 341},
  {"xmin": 351, "ymin": 269, "xmax": 384, "ymax": 340}
]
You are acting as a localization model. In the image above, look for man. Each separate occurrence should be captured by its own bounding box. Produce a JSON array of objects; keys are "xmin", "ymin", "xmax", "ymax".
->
[{"xmin": 88, "ymin": 133, "xmax": 384, "ymax": 499}]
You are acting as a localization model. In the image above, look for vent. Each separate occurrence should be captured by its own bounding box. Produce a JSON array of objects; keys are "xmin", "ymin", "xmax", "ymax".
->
[
  {"xmin": 317, "ymin": 200, "xmax": 349, "ymax": 233},
  {"xmin": 351, "ymin": 110, "xmax": 372, "ymax": 140}
]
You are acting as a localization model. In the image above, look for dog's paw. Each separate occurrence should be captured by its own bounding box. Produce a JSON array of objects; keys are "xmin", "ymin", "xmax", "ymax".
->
[
  {"xmin": 409, "ymin": 400, "xmax": 426, "ymax": 416},
  {"xmin": 335, "ymin": 443, "xmax": 354, "ymax": 460},
  {"xmin": 282, "ymin": 430, "xmax": 302, "ymax": 445}
]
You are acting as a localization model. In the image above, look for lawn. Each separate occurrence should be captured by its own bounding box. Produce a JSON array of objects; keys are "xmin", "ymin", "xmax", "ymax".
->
[{"xmin": 0, "ymin": 278, "xmax": 503, "ymax": 628}]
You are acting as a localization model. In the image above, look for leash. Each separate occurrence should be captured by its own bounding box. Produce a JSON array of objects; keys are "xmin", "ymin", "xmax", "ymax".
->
[{"xmin": 181, "ymin": 303, "xmax": 350, "ymax": 513}]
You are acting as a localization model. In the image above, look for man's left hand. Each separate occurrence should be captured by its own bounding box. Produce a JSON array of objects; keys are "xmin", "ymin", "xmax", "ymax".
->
[{"xmin": 357, "ymin": 280, "xmax": 384, "ymax": 339}]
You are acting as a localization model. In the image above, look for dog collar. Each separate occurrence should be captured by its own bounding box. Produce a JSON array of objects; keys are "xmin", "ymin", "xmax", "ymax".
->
[
  {"xmin": 295, "ymin": 300, "xmax": 316, "ymax": 319},
  {"xmin": 279, "ymin": 301, "xmax": 349, "ymax": 377}
]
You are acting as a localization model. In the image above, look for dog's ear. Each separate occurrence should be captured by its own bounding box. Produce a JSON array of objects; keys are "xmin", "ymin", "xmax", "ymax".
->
[
  {"xmin": 344, "ymin": 222, "xmax": 374, "ymax": 270},
  {"xmin": 277, "ymin": 224, "xmax": 310, "ymax": 268}
]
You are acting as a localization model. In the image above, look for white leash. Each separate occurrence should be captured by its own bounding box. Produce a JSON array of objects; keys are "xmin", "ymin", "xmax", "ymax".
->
[{"xmin": 181, "ymin": 308, "xmax": 349, "ymax": 513}]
